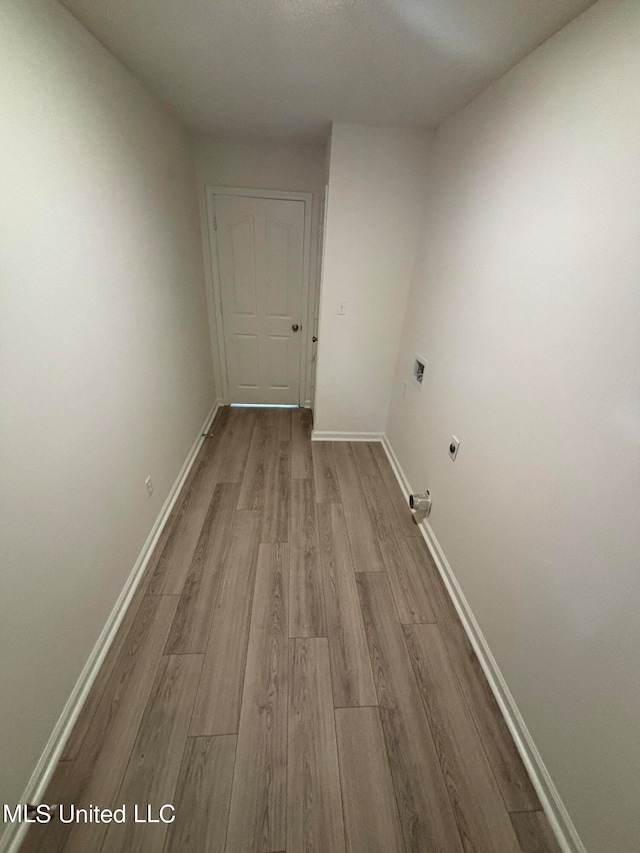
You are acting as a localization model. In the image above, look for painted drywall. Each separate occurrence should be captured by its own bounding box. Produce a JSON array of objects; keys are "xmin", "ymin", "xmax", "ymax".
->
[
  {"xmin": 193, "ymin": 137, "xmax": 325, "ymax": 403},
  {"xmin": 386, "ymin": 0, "xmax": 640, "ymax": 849},
  {"xmin": 314, "ymin": 124, "xmax": 428, "ymax": 434},
  {"xmin": 0, "ymin": 0, "xmax": 215, "ymax": 816},
  {"xmin": 61, "ymin": 0, "xmax": 597, "ymax": 144}
]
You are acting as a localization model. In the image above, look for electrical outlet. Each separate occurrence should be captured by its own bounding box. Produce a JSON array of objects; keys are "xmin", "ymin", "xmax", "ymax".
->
[
  {"xmin": 145, "ymin": 476, "xmax": 153, "ymax": 496},
  {"xmin": 448, "ymin": 437, "xmax": 460, "ymax": 461}
]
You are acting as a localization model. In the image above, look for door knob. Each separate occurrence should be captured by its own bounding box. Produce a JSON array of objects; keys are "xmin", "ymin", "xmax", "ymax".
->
[{"xmin": 292, "ymin": 324, "xmax": 299, "ymax": 332}]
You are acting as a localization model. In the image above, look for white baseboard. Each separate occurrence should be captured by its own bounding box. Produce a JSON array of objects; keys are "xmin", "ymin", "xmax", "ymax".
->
[
  {"xmin": 311, "ymin": 430, "xmax": 384, "ymax": 442},
  {"xmin": 380, "ymin": 434, "xmax": 586, "ymax": 853},
  {"xmin": 1, "ymin": 399, "xmax": 223, "ymax": 853}
]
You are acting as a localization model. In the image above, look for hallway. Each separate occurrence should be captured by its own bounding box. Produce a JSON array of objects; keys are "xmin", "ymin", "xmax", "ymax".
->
[{"xmin": 22, "ymin": 407, "xmax": 558, "ymax": 853}]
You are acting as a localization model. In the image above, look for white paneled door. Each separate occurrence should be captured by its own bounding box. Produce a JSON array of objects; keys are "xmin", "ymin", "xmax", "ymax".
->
[{"xmin": 214, "ymin": 194, "xmax": 305, "ymax": 404}]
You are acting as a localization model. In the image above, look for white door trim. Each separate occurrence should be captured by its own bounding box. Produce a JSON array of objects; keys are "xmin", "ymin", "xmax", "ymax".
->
[{"xmin": 205, "ymin": 185, "xmax": 313, "ymax": 406}]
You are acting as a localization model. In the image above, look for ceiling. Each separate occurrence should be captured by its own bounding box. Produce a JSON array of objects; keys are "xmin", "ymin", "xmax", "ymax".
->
[{"xmin": 61, "ymin": 0, "xmax": 596, "ymax": 145}]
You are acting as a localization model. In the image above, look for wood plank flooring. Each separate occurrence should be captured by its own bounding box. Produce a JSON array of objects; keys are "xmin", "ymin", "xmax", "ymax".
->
[{"xmin": 22, "ymin": 407, "xmax": 558, "ymax": 853}]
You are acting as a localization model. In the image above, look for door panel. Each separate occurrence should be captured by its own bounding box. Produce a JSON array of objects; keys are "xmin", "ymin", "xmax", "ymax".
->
[
  {"xmin": 235, "ymin": 335, "xmax": 260, "ymax": 389},
  {"xmin": 230, "ymin": 216, "xmax": 258, "ymax": 316},
  {"xmin": 266, "ymin": 219, "xmax": 291, "ymax": 317},
  {"xmin": 267, "ymin": 335, "xmax": 290, "ymax": 389},
  {"xmin": 215, "ymin": 194, "xmax": 305, "ymax": 404}
]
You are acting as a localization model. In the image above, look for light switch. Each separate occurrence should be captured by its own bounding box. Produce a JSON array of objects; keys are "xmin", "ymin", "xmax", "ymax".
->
[{"xmin": 337, "ymin": 301, "xmax": 347, "ymax": 315}]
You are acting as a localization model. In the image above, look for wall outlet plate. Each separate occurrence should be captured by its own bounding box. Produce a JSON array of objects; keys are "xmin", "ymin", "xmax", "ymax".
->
[
  {"xmin": 449, "ymin": 436, "xmax": 460, "ymax": 461},
  {"xmin": 411, "ymin": 354, "xmax": 427, "ymax": 390}
]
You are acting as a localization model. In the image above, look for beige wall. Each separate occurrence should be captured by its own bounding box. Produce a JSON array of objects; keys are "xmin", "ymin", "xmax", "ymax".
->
[
  {"xmin": 387, "ymin": 1, "xmax": 640, "ymax": 849},
  {"xmin": 0, "ymin": 0, "xmax": 215, "ymax": 814},
  {"xmin": 314, "ymin": 124, "xmax": 428, "ymax": 434},
  {"xmin": 192, "ymin": 137, "xmax": 326, "ymax": 403}
]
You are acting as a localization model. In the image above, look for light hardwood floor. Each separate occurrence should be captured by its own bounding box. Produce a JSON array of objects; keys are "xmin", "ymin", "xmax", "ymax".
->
[{"xmin": 21, "ymin": 407, "xmax": 560, "ymax": 853}]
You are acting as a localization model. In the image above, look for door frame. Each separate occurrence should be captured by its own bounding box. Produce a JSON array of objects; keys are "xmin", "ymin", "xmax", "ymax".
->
[{"xmin": 204, "ymin": 185, "xmax": 313, "ymax": 406}]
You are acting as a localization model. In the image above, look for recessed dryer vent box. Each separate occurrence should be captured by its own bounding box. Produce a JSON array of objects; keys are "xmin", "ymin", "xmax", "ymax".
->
[{"xmin": 411, "ymin": 354, "xmax": 427, "ymax": 390}]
